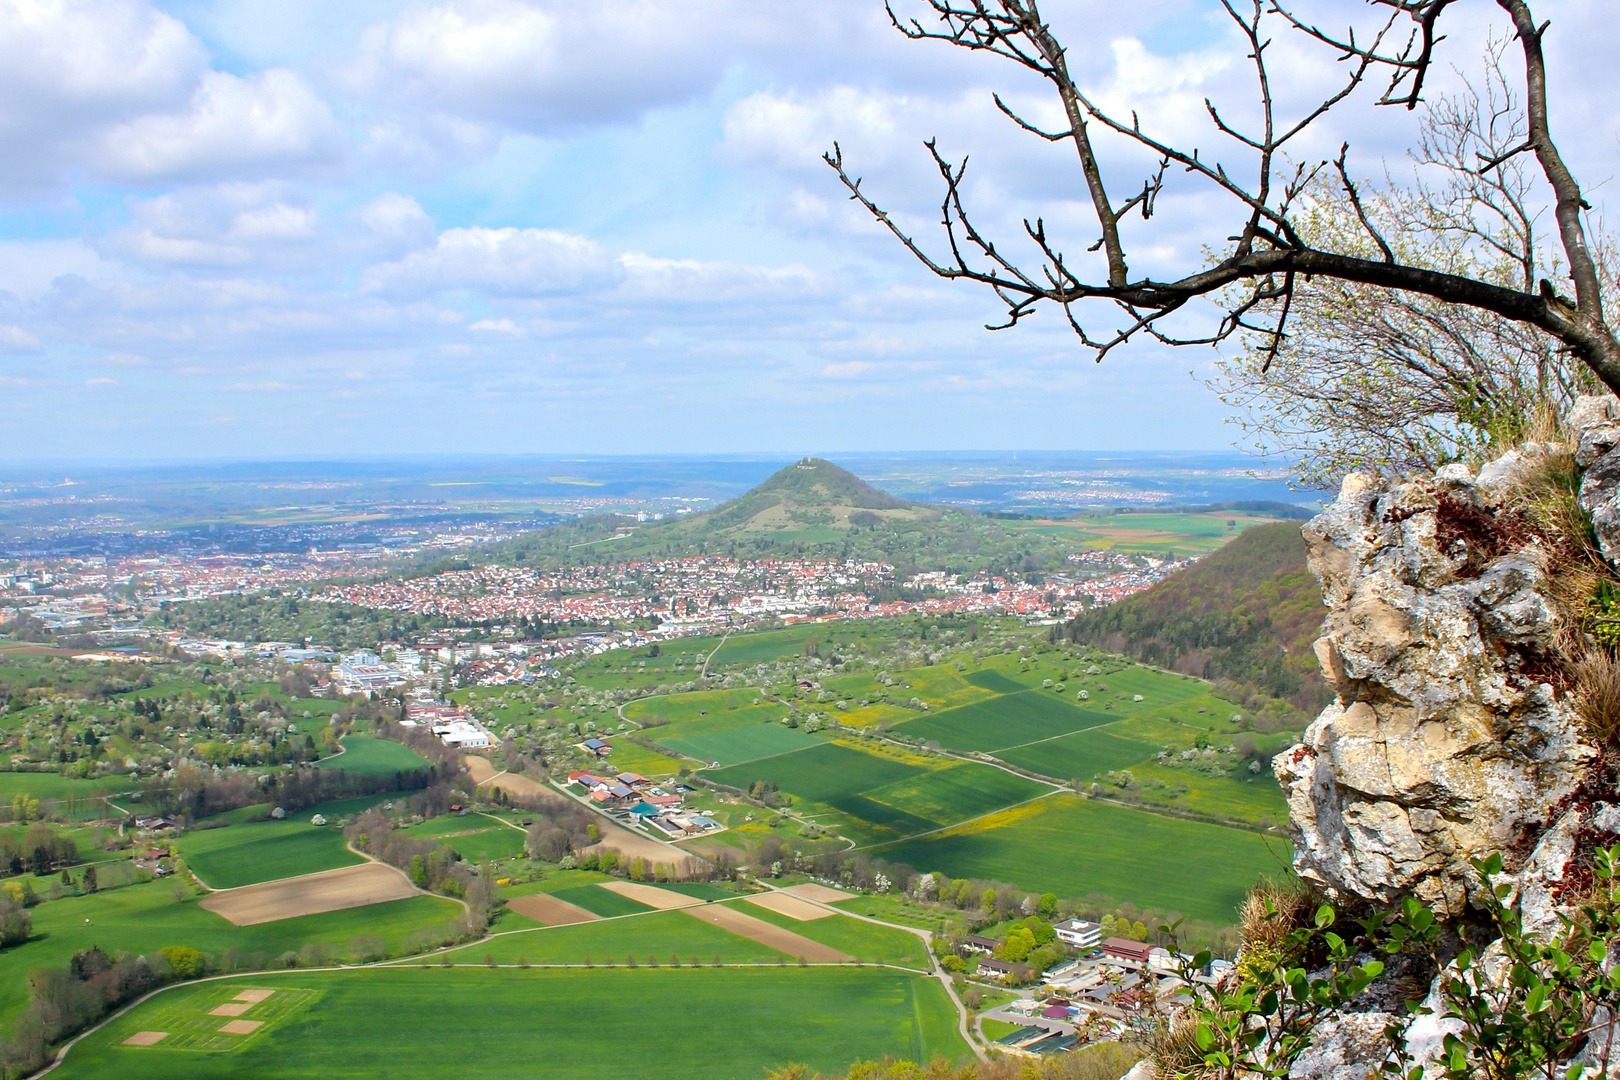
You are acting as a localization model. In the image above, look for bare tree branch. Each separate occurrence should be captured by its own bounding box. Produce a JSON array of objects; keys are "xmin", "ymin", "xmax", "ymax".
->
[{"xmin": 829, "ymin": 0, "xmax": 1620, "ymax": 398}]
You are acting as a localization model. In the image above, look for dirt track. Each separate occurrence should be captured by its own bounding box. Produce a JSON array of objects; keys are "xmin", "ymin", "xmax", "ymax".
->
[
  {"xmin": 683, "ymin": 905, "xmax": 850, "ymax": 963},
  {"xmin": 199, "ymin": 862, "xmax": 420, "ymax": 926},
  {"xmin": 505, "ymin": 893, "xmax": 601, "ymax": 926},
  {"xmin": 464, "ymin": 756, "xmax": 554, "ymax": 800}
]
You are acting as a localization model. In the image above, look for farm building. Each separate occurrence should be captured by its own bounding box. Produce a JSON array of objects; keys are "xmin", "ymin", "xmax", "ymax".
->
[
  {"xmin": 1101, "ymin": 938, "xmax": 1153, "ymax": 965},
  {"xmin": 961, "ymin": 935, "xmax": 999, "ymax": 956}
]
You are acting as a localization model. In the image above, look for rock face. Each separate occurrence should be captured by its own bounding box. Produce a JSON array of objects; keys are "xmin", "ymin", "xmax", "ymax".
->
[{"xmin": 1275, "ymin": 444, "xmax": 1593, "ymax": 915}]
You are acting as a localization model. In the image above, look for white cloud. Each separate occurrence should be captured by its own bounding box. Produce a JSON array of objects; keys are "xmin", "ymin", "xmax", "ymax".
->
[
  {"xmin": 0, "ymin": 0, "xmax": 204, "ymax": 190},
  {"xmin": 0, "ymin": 1, "xmax": 346, "ymax": 191},
  {"xmin": 351, "ymin": 0, "xmax": 736, "ymax": 133},
  {"xmin": 361, "ymin": 226, "xmax": 622, "ymax": 298},
  {"xmin": 91, "ymin": 68, "xmax": 345, "ymax": 183},
  {"xmin": 358, "ymin": 193, "xmax": 435, "ymax": 248},
  {"xmin": 724, "ymin": 86, "xmax": 906, "ymax": 174},
  {"xmin": 220, "ymin": 380, "xmax": 300, "ymax": 391},
  {"xmin": 469, "ymin": 318, "xmax": 525, "ymax": 336},
  {"xmin": 820, "ymin": 360, "xmax": 872, "ymax": 379},
  {"xmin": 0, "ymin": 324, "xmax": 40, "ymax": 352},
  {"xmin": 616, "ymin": 253, "xmax": 825, "ymax": 304},
  {"xmin": 103, "ymin": 184, "xmax": 319, "ymax": 268}
]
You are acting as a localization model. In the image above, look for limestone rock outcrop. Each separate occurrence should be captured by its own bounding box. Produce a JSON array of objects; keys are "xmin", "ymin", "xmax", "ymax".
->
[{"xmin": 1275, "ymin": 444, "xmax": 1592, "ymax": 915}]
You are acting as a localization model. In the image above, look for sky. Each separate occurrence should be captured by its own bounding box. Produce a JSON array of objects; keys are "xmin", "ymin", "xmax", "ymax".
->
[{"xmin": 0, "ymin": 0, "xmax": 1614, "ymax": 461}]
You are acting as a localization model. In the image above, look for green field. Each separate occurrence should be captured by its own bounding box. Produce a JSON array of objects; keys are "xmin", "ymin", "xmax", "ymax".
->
[
  {"xmin": 894, "ymin": 691, "xmax": 1115, "ymax": 753},
  {"xmin": 864, "ymin": 764, "xmax": 1047, "ymax": 827},
  {"xmin": 176, "ymin": 798, "xmax": 396, "ymax": 889},
  {"xmin": 659, "ymin": 723, "xmax": 825, "ymax": 767},
  {"xmin": 1129, "ymin": 763, "xmax": 1289, "ymax": 824},
  {"xmin": 100, "ymin": 984, "xmax": 321, "ymax": 1051},
  {"xmin": 501, "ymin": 869, "xmax": 617, "ymax": 897},
  {"xmin": 0, "ymin": 879, "xmax": 462, "ymax": 1031},
  {"xmin": 708, "ymin": 743, "xmax": 933, "ymax": 844},
  {"xmin": 0, "ymin": 771, "xmax": 129, "ymax": 804},
  {"xmin": 648, "ymin": 882, "xmax": 735, "ymax": 901},
  {"xmin": 57, "ymin": 966, "xmax": 969, "ymax": 1079},
  {"xmin": 628, "ymin": 691, "xmax": 788, "ymax": 739},
  {"xmin": 549, "ymin": 884, "xmax": 655, "ymax": 918},
  {"xmin": 598, "ymin": 740, "xmax": 687, "ymax": 777},
  {"xmin": 870, "ymin": 794, "xmax": 1291, "ymax": 924},
  {"xmin": 401, "ymin": 815, "xmax": 527, "ymax": 862},
  {"xmin": 707, "ymin": 742, "xmax": 1050, "ymax": 845},
  {"xmin": 314, "ymin": 737, "xmax": 428, "ymax": 777},
  {"xmin": 963, "ymin": 670, "xmax": 1026, "ymax": 694},
  {"xmin": 995, "ymin": 727, "xmax": 1160, "ymax": 781}
]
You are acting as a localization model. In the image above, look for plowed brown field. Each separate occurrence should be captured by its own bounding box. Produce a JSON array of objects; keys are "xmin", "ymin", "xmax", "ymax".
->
[{"xmin": 200, "ymin": 862, "xmax": 420, "ymax": 926}]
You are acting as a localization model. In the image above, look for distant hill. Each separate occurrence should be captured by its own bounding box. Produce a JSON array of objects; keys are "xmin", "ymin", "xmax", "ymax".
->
[
  {"xmin": 667, "ymin": 458, "xmax": 938, "ymax": 535},
  {"xmin": 479, "ymin": 459, "xmax": 1090, "ymax": 580},
  {"xmin": 1059, "ymin": 522, "xmax": 1329, "ymax": 713}
]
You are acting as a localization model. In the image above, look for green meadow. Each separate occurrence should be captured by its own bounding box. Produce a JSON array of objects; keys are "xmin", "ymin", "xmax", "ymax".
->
[
  {"xmin": 314, "ymin": 736, "xmax": 428, "ymax": 777},
  {"xmin": 598, "ymin": 740, "xmax": 687, "ymax": 776},
  {"xmin": 864, "ymin": 764, "xmax": 1047, "ymax": 827},
  {"xmin": 176, "ymin": 796, "xmax": 396, "ymax": 889},
  {"xmin": 892, "ymin": 691, "xmax": 1114, "ymax": 753},
  {"xmin": 0, "ymin": 772, "xmax": 129, "ymax": 805},
  {"xmin": 707, "ymin": 741, "xmax": 1048, "ymax": 845},
  {"xmin": 401, "ymin": 814, "xmax": 527, "ymax": 862},
  {"xmin": 870, "ymin": 794, "xmax": 1291, "ymax": 924},
  {"xmin": 1128, "ymin": 763, "xmax": 1289, "ymax": 824},
  {"xmin": 659, "ymin": 722, "xmax": 824, "ymax": 767},
  {"xmin": 55, "ymin": 966, "xmax": 969, "ymax": 1080},
  {"xmin": 995, "ymin": 727, "xmax": 1162, "ymax": 781}
]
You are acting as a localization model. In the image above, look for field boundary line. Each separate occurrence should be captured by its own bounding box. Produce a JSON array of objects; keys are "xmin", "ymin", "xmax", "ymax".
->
[
  {"xmin": 477, "ymin": 810, "xmax": 527, "ymax": 834},
  {"xmin": 987, "ymin": 713, "xmax": 1137, "ymax": 755}
]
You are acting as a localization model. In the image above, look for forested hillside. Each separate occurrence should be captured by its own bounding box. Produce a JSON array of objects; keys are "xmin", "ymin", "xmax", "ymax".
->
[{"xmin": 1059, "ymin": 522, "xmax": 1329, "ymax": 713}]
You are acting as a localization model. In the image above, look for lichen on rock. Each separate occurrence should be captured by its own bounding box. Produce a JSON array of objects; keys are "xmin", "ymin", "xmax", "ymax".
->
[{"xmin": 1276, "ymin": 441, "xmax": 1593, "ymax": 916}]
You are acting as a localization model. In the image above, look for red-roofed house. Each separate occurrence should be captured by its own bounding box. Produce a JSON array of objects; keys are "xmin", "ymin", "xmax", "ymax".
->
[{"xmin": 1101, "ymin": 938, "xmax": 1153, "ymax": 965}]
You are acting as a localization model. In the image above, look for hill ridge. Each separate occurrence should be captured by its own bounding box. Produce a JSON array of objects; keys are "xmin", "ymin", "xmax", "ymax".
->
[{"xmin": 1059, "ymin": 521, "xmax": 1328, "ymax": 712}]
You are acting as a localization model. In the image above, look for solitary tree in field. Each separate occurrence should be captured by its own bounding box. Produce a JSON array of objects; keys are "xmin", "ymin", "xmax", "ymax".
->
[{"xmin": 829, "ymin": 0, "xmax": 1620, "ymax": 407}]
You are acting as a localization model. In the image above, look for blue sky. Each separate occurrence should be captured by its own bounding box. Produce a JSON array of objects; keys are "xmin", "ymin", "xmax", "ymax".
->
[{"xmin": 0, "ymin": 0, "xmax": 1612, "ymax": 460}]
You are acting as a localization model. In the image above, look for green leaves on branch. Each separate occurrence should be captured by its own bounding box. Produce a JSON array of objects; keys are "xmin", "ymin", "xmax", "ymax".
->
[{"xmin": 1160, "ymin": 845, "xmax": 1620, "ymax": 1080}]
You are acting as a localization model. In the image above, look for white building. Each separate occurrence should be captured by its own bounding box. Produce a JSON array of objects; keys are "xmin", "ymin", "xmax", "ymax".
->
[{"xmin": 1053, "ymin": 919, "xmax": 1102, "ymax": 950}]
